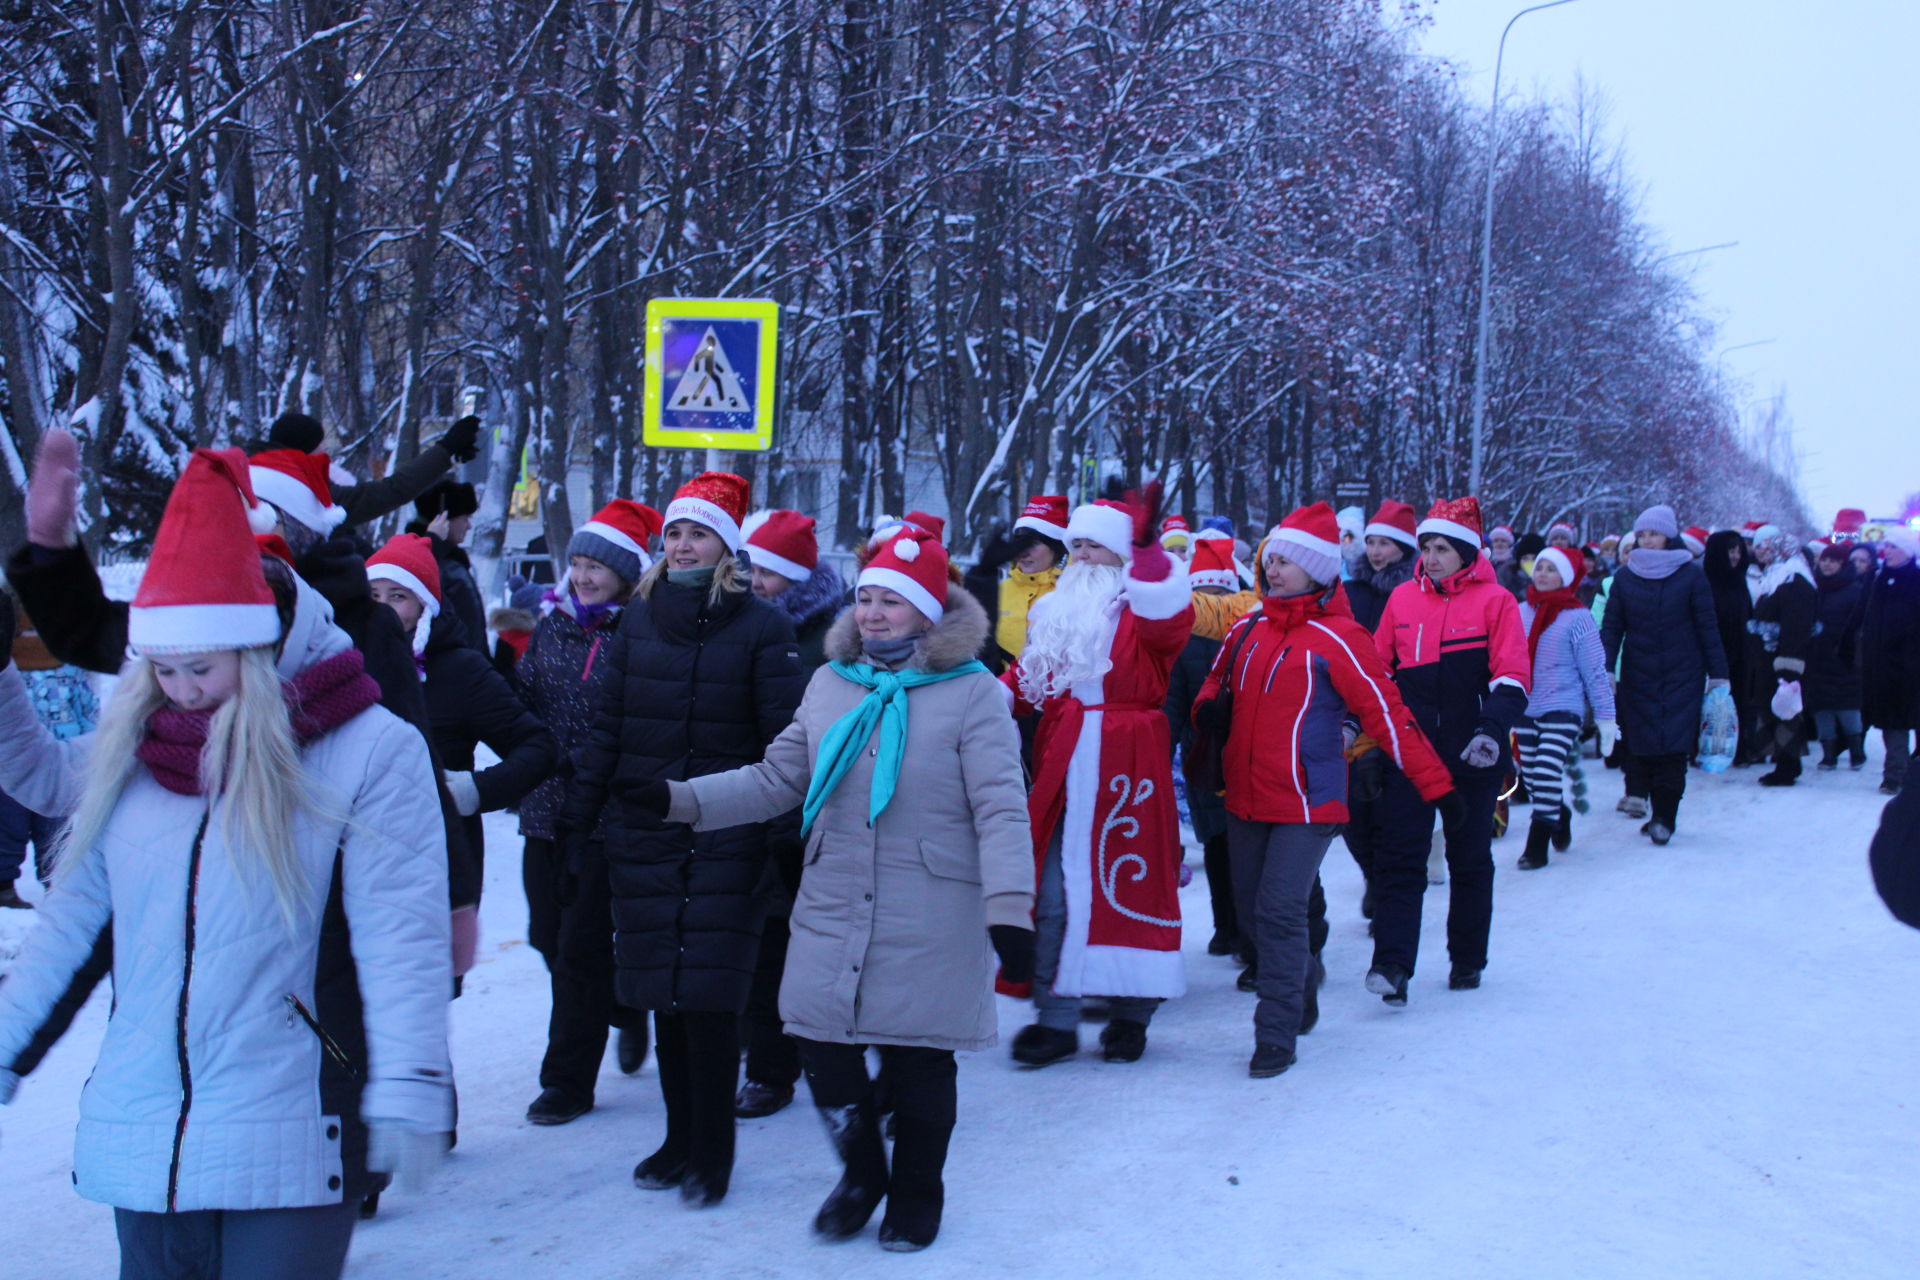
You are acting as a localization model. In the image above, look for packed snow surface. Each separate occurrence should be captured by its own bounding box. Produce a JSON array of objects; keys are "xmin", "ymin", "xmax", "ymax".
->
[{"xmin": 1, "ymin": 755, "xmax": 1913, "ymax": 1278}]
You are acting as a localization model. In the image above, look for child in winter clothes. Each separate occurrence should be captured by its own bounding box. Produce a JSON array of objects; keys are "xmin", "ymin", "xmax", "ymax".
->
[
  {"xmin": 514, "ymin": 500, "xmax": 661, "ymax": 1125},
  {"xmin": 0, "ymin": 452, "xmax": 451, "ymax": 1280},
  {"xmin": 1513, "ymin": 548, "xmax": 1616, "ymax": 869},
  {"xmin": 1194, "ymin": 504, "xmax": 1455, "ymax": 1075}
]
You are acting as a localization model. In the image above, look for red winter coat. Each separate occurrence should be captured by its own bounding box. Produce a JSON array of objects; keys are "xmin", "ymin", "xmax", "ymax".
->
[
  {"xmin": 1374, "ymin": 554, "xmax": 1532, "ymax": 775},
  {"xmin": 1195, "ymin": 586, "xmax": 1454, "ymax": 823}
]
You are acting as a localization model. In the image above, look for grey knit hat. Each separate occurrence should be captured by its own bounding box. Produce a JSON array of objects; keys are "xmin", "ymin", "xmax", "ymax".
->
[{"xmin": 1633, "ymin": 504, "xmax": 1679, "ymax": 541}]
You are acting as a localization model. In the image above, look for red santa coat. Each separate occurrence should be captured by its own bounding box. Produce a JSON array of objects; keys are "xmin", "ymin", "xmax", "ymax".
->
[{"xmin": 1006, "ymin": 568, "xmax": 1194, "ymax": 999}]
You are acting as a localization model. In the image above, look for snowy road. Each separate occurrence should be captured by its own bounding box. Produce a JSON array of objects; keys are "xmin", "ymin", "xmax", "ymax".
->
[{"xmin": 2, "ymin": 757, "xmax": 1914, "ymax": 1278}]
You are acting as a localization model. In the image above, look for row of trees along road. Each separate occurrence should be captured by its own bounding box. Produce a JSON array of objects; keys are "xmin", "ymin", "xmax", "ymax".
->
[{"xmin": 0, "ymin": 0, "xmax": 1810, "ymax": 566}]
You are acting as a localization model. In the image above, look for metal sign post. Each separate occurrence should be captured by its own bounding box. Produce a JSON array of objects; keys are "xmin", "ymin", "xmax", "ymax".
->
[{"xmin": 642, "ymin": 298, "xmax": 780, "ymax": 454}]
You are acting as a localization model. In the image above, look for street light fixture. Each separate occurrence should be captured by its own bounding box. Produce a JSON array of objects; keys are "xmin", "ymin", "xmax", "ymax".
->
[{"xmin": 1469, "ymin": 0, "xmax": 1582, "ymax": 496}]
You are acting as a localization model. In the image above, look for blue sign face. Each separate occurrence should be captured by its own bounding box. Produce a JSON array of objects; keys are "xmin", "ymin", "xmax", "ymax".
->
[{"xmin": 657, "ymin": 318, "xmax": 762, "ymax": 434}]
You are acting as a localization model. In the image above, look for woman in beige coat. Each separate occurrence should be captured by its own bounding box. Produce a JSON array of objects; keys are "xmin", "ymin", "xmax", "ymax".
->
[{"xmin": 626, "ymin": 527, "xmax": 1033, "ymax": 1252}]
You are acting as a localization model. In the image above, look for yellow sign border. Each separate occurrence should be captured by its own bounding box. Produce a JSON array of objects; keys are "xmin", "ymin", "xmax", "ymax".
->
[{"xmin": 642, "ymin": 298, "xmax": 779, "ymax": 452}]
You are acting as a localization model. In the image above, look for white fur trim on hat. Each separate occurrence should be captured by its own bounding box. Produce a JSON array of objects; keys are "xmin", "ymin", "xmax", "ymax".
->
[
  {"xmin": 1364, "ymin": 520, "xmax": 1418, "ymax": 550},
  {"xmin": 577, "ymin": 519, "xmax": 648, "ymax": 566},
  {"xmin": 664, "ymin": 497, "xmax": 741, "ymax": 552},
  {"xmin": 1065, "ymin": 503, "xmax": 1133, "ymax": 560},
  {"xmin": 250, "ymin": 465, "xmax": 347, "ymax": 535},
  {"xmin": 1015, "ymin": 513, "xmax": 1069, "ymax": 539},
  {"xmin": 1416, "ymin": 516, "xmax": 1482, "ymax": 548},
  {"xmin": 128, "ymin": 602, "xmax": 282, "ymax": 654},
  {"xmin": 747, "ymin": 546, "xmax": 809, "ymax": 582},
  {"xmin": 1536, "ymin": 547, "xmax": 1578, "ymax": 588},
  {"xmin": 366, "ymin": 563, "xmax": 442, "ymax": 617},
  {"xmin": 856, "ymin": 565, "xmax": 945, "ymax": 624}
]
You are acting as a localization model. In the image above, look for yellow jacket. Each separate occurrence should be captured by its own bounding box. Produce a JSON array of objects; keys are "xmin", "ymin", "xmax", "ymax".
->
[
  {"xmin": 1190, "ymin": 588, "xmax": 1259, "ymax": 643},
  {"xmin": 996, "ymin": 565, "xmax": 1062, "ymax": 658}
]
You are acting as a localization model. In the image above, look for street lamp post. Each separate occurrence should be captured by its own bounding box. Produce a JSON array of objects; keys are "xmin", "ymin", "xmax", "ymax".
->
[{"xmin": 1469, "ymin": 0, "xmax": 1582, "ymax": 496}]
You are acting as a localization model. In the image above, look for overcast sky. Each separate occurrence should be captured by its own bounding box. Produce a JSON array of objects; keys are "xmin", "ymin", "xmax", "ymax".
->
[{"xmin": 1409, "ymin": 0, "xmax": 1920, "ymax": 527}]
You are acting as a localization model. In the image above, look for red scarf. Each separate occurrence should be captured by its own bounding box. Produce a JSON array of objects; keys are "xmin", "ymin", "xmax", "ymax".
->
[
  {"xmin": 1524, "ymin": 584, "xmax": 1583, "ymax": 663},
  {"xmin": 136, "ymin": 649, "xmax": 383, "ymax": 796}
]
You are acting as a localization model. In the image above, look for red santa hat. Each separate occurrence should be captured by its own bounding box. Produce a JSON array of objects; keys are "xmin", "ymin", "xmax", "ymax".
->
[
  {"xmin": 1536, "ymin": 545, "xmax": 1583, "ymax": 588},
  {"xmin": 1187, "ymin": 536, "xmax": 1240, "ymax": 591},
  {"xmin": 570, "ymin": 499, "xmax": 662, "ymax": 583},
  {"xmin": 1806, "ymin": 536, "xmax": 1833, "ymax": 557},
  {"xmin": 129, "ymin": 450, "xmax": 283, "ymax": 654},
  {"xmin": 1065, "ymin": 499, "xmax": 1135, "ymax": 560},
  {"xmin": 866, "ymin": 510, "xmax": 947, "ymax": 548},
  {"xmin": 1418, "ymin": 497, "xmax": 1485, "ymax": 549},
  {"xmin": 857, "ymin": 527, "xmax": 950, "ymax": 624},
  {"xmin": 1364, "ymin": 500, "xmax": 1419, "ymax": 551},
  {"xmin": 366, "ymin": 533, "xmax": 443, "ymax": 618},
  {"xmin": 664, "ymin": 472, "xmax": 750, "ymax": 552},
  {"xmin": 1546, "ymin": 520, "xmax": 1578, "ymax": 544},
  {"xmin": 1014, "ymin": 495, "xmax": 1069, "ymax": 541},
  {"xmin": 1264, "ymin": 502, "xmax": 1344, "ymax": 586},
  {"xmin": 1834, "ymin": 508, "xmax": 1867, "ymax": 535},
  {"xmin": 1489, "ymin": 523, "xmax": 1516, "ymax": 543},
  {"xmin": 1682, "ymin": 526, "xmax": 1710, "ymax": 556},
  {"xmin": 1742, "ymin": 520, "xmax": 1767, "ymax": 536},
  {"xmin": 742, "ymin": 509, "xmax": 819, "ymax": 583},
  {"xmin": 1159, "ymin": 514, "xmax": 1192, "ymax": 548},
  {"xmin": 250, "ymin": 448, "xmax": 347, "ymax": 535}
]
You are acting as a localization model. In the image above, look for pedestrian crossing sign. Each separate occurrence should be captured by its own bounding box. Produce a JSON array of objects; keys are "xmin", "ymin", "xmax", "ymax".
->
[{"xmin": 643, "ymin": 298, "xmax": 779, "ymax": 451}]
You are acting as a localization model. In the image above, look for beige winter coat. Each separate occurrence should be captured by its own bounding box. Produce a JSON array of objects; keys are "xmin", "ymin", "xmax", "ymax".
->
[{"xmin": 667, "ymin": 586, "xmax": 1032, "ymax": 1051}]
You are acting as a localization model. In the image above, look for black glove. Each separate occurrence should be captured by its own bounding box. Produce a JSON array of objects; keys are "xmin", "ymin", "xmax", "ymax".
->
[
  {"xmin": 439, "ymin": 415, "xmax": 482, "ymax": 464},
  {"xmin": 1350, "ymin": 750, "xmax": 1384, "ymax": 804},
  {"xmin": 989, "ymin": 924, "xmax": 1036, "ymax": 986},
  {"xmin": 0, "ymin": 590, "xmax": 14, "ymax": 671},
  {"xmin": 552, "ymin": 819, "xmax": 589, "ymax": 909},
  {"xmin": 1436, "ymin": 789, "xmax": 1468, "ymax": 833},
  {"xmin": 618, "ymin": 778, "xmax": 671, "ymax": 818},
  {"xmin": 976, "ymin": 527, "xmax": 1017, "ymax": 573}
]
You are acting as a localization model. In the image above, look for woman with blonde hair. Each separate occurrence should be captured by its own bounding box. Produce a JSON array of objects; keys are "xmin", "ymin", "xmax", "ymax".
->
[{"xmin": 0, "ymin": 452, "xmax": 453, "ymax": 1279}]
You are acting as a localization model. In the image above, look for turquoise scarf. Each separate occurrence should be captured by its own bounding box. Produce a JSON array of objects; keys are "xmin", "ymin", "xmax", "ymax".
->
[{"xmin": 800, "ymin": 658, "xmax": 987, "ymax": 835}]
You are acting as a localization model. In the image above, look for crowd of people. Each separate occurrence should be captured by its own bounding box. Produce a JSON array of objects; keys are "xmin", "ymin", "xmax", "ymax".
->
[{"xmin": 0, "ymin": 414, "xmax": 1913, "ymax": 1277}]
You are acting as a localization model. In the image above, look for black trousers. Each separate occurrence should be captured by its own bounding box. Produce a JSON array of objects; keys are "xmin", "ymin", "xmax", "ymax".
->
[
  {"xmin": 525, "ymin": 837, "xmax": 643, "ymax": 1101},
  {"xmin": 743, "ymin": 916, "xmax": 802, "ymax": 1088},
  {"xmin": 796, "ymin": 1039, "xmax": 957, "ymax": 1128},
  {"xmin": 1201, "ymin": 833, "xmax": 1238, "ymax": 939},
  {"xmin": 652, "ymin": 1010, "xmax": 741, "ymax": 1177},
  {"xmin": 1369, "ymin": 766, "xmax": 1498, "ymax": 978},
  {"xmin": 1635, "ymin": 752, "xmax": 1690, "ymax": 827}
]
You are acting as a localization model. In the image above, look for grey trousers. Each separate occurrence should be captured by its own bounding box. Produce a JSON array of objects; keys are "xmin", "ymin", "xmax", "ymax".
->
[
  {"xmin": 1034, "ymin": 828, "xmax": 1161, "ymax": 1032},
  {"xmin": 1885, "ymin": 729, "xmax": 1913, "ymax": 790},
  {"xmin": 114, "ymin": 1203, "xmax": 357, "ymax": 1280},
  {"xmin": 1226, "ymin": 815, "xmax": 1338, "ymax": 1051}
]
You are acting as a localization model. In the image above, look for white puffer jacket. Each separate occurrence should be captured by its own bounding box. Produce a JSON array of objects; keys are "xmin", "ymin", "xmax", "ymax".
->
[{"xmin": 0, "ymin": 579, "xmax": 451, "ymax": 1213}]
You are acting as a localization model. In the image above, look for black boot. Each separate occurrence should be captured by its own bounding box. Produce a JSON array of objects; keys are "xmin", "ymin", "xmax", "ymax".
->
[
  {"xmin": 1517, "ymin": 821, "xmax": 1552, "ymax": 870},
  {"xmin": 735, "ymin": 1079, "xmax": 795, "ymax": 1118},
  {"xmin": 1551, "ymin": 809, "xmax": 1573, "ymax": 852},
  {"xmin": 1099, "ymin": 1019, "xmax": 1149, "ymax": 1063},
  {"xmin": 1010, "ymin": 1024, "xmax": 1077, "ymax": 1067},
  {"xmin": 1366, "ymin": 964, "xmax": 1409, "ymax": 1007},
  {"xmin": 1848, "ymin": 733, "xmax": 1868, "ymax": 770},
  {"xmin": 1817, "ymin": 739, "xmax": 1841, "ymax": 771},
  {"xmin": 616, "ymin": 1024, "xmax": 648, "ymax": 1075},
  {"xmin": 878, "ymin": 1116, "xmax": 952, "ymax": 1252},
  {"xmin": 812, "ymin": 1101, "xmax": 890, "ymax": 1239},
  {"xmin": 0, "ymin": 880, "xmax": 32, "ymax": 910},
  {"xmin": 526, "ymin": 1087, "xmax": 592, "ymax": 1125}
]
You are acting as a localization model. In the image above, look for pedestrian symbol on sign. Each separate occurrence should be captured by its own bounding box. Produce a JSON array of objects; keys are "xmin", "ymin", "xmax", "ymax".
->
[{"xmin": 670, "ymin": 328, "xmax": 751, "ymax": 413}]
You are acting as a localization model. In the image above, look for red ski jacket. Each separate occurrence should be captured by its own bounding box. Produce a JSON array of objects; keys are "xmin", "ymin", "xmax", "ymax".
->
[
  {"xmin": 1194, "ymin": 586, "xmax": 1454, "ymax": 824},
  {"xmin": 1374, "ymin": 555, "xmax": 1532, "ymax": 775}
]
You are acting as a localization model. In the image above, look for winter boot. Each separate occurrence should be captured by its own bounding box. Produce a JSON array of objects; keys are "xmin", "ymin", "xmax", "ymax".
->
[
  {"xmin": 1009, "ymin": 1024, "xmax": 1077, "ymax": 1068},
  {"xmin": 0, "ymin": 880, "xmax": 32, "ymax": 910},
  {"xmin": 1299, "ymin": 954, "xmax": 1325, "ymax": 1034},
  {"xmin": 616, "ymin": 1025, "xmax": 648, "ymax": 1075},
  {"xmin": 878, "ymin": 1116, "xmax": 953, "ymax": 1252},
  {"xmin": 1206, "ymin": 929, "xmax": 1240, "ymax": 957},
  {"xmin": 632, "ymin": 1139, "xmax": 689, "ymax": 1190},
  {"xmin": 1236, "ymin": 961, "xmax": 1258, "ymax": 992},
  {"xmin": 735, "ymin": 1080, "xmax": 794, "ymax": 1119},
  {"xmin": 1617, "ymin": 794, "xmax": 1649, "ymax": 819},
  {"xmin": 1848, "ymin": 733, "xmax": 1868, "ymax": 770},
  {"xmin": 1448, "ymin": 966, "xmax": 1482, "ymax": 990},
  {"xmin": 1366, "ymin": 964, "xmax": 1410, "ymax": 1007},
  {"xmin": 1517, "ymin": 822, "xmax": 1552, "ymax": 870},
  {"xmin": 812, "ymin": 1101, "xmax": 890, "ymax": 1240},
  {"xmin": 1758, "ymin": 762, "xmax": 1799, "ymax": 787},
  {"xmin": 678, "ymin": 1068, "xmax": 737, "ymax": 1208},
  {"xmin": 526, "ymin": 1087, "xmax": 593, "ymax": 1126},
  {"xmin": 1249, "ymin": 1044, "xmax": 1297, "ymax": 1078},
  {"xmin": 1817, "ymin": 739, "xmax": 1841, "ymax": 771},
  {"xmin": 1551, "ymin": 809, "xmax": 1574, "ymax": 852},
  {"xmin": 1099, "ymin": 1019, "xmax": 1149, "ymax": 1063}
]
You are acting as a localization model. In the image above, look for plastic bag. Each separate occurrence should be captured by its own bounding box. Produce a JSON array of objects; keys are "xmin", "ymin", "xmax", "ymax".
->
[
  {"xmin": 1698, "ymin": 685, "xmax": 1738, "ymax": 773},
  {"xmin": 1771, "ymin": 678, "xmax": 1803, "ymax": 721}
]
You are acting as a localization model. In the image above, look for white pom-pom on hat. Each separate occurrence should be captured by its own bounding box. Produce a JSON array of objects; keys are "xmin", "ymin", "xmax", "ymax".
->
[
  {"xmin": 247, "ymin": 499, "xmax": 278, "ymax": 536},
  {"xmin": 894, "ymin": 537, "xmax": 920, "ymax": 562}
]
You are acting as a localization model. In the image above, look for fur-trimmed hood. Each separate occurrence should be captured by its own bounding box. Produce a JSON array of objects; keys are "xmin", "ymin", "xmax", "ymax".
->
[
  {"xmin": 489, "ymin": 606, "xmax": 538, "ymax": 634},
  {"xmin": 774, "ymin": 561, "xmax": 848, "ymax": 629},
  {"xmin": 824, "ymin": 583, "xmax": 989, "ymax": 673}
]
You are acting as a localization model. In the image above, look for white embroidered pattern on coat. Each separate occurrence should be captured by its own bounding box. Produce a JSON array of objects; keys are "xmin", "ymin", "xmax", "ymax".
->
[{"xmin": 1096, "ymin": 774, "xmax": 1180, "ymax": 927}]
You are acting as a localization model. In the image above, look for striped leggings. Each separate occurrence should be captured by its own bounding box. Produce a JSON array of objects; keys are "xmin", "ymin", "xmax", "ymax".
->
[{"xmin": 1514, "ymin": 711, "xmax": 1583, "ymax": 827}]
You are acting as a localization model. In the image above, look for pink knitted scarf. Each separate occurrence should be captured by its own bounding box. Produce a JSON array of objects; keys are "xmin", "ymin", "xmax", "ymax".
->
[{"xmin": 136, "ymin": 649, "xmax": 382, "ymax": 796}]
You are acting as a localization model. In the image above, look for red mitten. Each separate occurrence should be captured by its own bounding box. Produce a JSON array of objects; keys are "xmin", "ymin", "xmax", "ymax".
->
[
  {"xmin": 1131, "ymin": 539, "xmax": 1173, "ymax": 583},
  {"xmin": 1124, "ymin": 479, "xmax": 1165, "ymax": 547},
  {"xmin": 995, "ymin": 973, "xmax": 1034, "ymax": 999},
  {"xmin": 26, "ymin": 429, "xmax": 81, "ymax": 549}
]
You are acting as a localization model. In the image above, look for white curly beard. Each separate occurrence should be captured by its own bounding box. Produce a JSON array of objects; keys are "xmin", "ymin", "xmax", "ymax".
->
[{"xmin": 1018, "ymin": 561, "xmax": 1125, "ymax": 704}]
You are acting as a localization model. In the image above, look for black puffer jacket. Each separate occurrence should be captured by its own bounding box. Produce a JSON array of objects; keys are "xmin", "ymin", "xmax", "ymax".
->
[
  {"xmin": 1803, "ymin": 566, "xmax": 1864, "ymax": 714},
  {"xmin": 1862, "ymin": 558, "xmax": 1920, "ymax": 731},
  {"xmin": 419, "ymin": 609, "xmax": 557, "ymax": 881},
  {"xmin": 515, "ymin": 600, "xmax": 625, "ymax": 842},
  {"xmin": 1702, "ymin": 531, "xmax": 1754, "ymax": 699},
  {"xmin": 1344, "ymin": 552, "xmax": 1416, "ymax": 633},
  {"xmin": 769, "ymin": 562, "xmax": 848, "ymax": 674},
  {"xmin": 405, "ymin": 528, "xmax": 489, "ymax": 655},
  {"xmin": 565, "ymin": 577, "xmax": 805, "ymax": 1014},
  {"xmin": 1600, "ymin": 557, "xmax": 1728, "ymax": 756}
]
